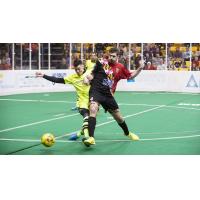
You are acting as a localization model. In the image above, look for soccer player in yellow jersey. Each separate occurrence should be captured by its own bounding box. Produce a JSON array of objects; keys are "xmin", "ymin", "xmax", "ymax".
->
[
  {"xmin": 71, "ymin": 53, "xmax": 96, "ymax": 111},
  {"xmin": 35, "ymin": 59, "xmax": 90, "ymax": 138}
]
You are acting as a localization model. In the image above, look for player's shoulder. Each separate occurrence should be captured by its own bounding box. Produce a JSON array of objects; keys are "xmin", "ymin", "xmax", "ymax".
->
[
  {"xmin": 65, "ymin": 73, "xmax": 78, "ymax": 79},
  {"xmin": 117, "ymin": 62, "xmax": 125, "ymax": 68},
  {"xmin": 115, "ymin": 62, "xmax": 126, "ymax": 70}
]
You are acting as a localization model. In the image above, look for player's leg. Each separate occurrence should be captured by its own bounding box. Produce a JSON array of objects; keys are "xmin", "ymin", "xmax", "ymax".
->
[
  {"xmin": 82, "ymin": 101, "xmax": 99, "ymax": 146},
  {"xmin": 71, "ymin": 97, "xmax": 79, "ymax": 111},
  {"xmin": 69, "ymin": 108, "xmax": 89, "ymax": 140},
  {"xmin": 109, "ymin": 109, "xmax": 139, "ymax": 141},
  {"xmin": 105, "ymin": 96, "xmax": 140, "ymax": 141},
  {"xmin": 69, "ymin": 96, "xmax": 90, "ymax": 140},
  {"xmin": 79, "ymin": 108, "xmax": 89, "ymax": 137}
]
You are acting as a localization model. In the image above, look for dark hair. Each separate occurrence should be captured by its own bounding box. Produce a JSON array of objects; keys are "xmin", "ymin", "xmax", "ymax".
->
[
  {"xmin": 109, "ymin": 47, "xmax": 119, "ymax": 55},
  {"xmin": 73, "ymin": 59, "xmax": 82, "ymax": 67}
]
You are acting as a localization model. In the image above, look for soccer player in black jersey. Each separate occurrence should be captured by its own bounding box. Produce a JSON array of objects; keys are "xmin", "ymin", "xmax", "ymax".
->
[{"xmin": 82, "ymin": 59, "xmax": 139, "ymax": 147}]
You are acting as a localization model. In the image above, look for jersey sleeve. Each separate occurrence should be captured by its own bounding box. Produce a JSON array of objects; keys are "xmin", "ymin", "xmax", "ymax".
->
[
  {"xmin": 43, "ymin": 75, "xmax": 65, "ymax": 84},
  {"xmin": 92, "ymin": 60, "xmax": 102, "ymax": 75},
  {"xmin": 120, "ymin": 64, "xmax": 132, "ymax": 79},
  {"xmin": 63, "ymin": 74, "xmax": 74, "ymax": 84}
]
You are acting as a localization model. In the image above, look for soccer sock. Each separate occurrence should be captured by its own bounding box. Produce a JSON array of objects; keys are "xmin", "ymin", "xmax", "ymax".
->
[
  {"xmin": 88, "ymin": 117, "xmax": 96, "ymax": 137},
  {"xmin": 82, "ymin": 116, "xmax": 89, "ymax": 134},
  {"xmin": 118, "ymin": 121, "xmax": 129, "ymax": 136}
]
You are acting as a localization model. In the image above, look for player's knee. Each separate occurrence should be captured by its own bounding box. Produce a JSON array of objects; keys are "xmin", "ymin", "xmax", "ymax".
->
[
  {"xmin": 90, "ymin": 103, "xmax": 98, "ymax": 116},
  {"xmin": 79, "ymin": 108, "xmax": 89, "ymax": 118},
  {"xmin": 108, "ymin": 109, "xmax": 119, "ymax": 114},
  {"xmin": 116, "ymin": 117, "xmax": 124, "ymax": 124},
  {"xmin": 109, "ymin": 109, "xmax": 124, "ymax": 123},
  {"xmin": 114, "ymin": 113, "xmax": 124, "ymax": 123}
]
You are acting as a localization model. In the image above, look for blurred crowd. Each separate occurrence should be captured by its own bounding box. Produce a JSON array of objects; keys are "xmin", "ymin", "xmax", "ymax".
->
[
  {"xmin": 0, "ymin": 44, "xmax": 11, "ymax": 70},
  {"xmin": 0, "ymin": 43, "xmax": 200, "ymax": 71}
]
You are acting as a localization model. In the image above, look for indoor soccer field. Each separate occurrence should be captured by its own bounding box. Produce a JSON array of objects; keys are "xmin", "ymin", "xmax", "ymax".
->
[{"xmin": 0, "ymin": 91, "xmax": 199, "ymax": 155}]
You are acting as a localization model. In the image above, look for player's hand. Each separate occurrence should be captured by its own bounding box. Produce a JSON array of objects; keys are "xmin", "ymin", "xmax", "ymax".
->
[
  {"xmin": 138, "ymin": 60, "xmax": 145, "ymax": 70},
  {"xmin": 35, "ymin": 72, "xmax": 44, "ymax": 77},
  {"xmin": 86, "ymin": 74, "xmax": 93, "ymax": 81},
  {"xmin": 83, "ymin": 77, "xmax": 90, "ymax": 85}
]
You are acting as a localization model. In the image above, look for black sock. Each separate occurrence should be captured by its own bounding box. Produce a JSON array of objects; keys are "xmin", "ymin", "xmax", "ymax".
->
[
  {"xmin": 88, "ymin": 117, "xmax": 96, "ymax": 137},
  {"xmin": 118, "ymin": 121, "xmax": 129, "ymax": 136}
]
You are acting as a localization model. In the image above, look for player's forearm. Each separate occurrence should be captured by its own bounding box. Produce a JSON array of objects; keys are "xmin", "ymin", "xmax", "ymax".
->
[
  {"xmin": 43, "ymin": 75, "xmax": 65, "ymax": 84},
  {"xmin": 130, "ymin": 60, "xmax": 144, "ymax": 79}
]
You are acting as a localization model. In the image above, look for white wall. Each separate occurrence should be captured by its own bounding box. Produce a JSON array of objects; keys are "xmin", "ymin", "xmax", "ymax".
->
[
  {"xmin": 0, "ymin": 70, "xmax": 200, "ymax": 96},
  {"xmin": 117, "ymin": 71, "xmax": 200, "ymax": 93}
]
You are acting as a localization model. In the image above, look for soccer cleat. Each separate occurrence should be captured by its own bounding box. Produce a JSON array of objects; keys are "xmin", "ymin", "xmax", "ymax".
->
[
  {"xmin": 82, "ymin": 137, "xmax": 95, "ymax": 147},
  {"xmin": 127, "ymin": 132, "xmax": 140, "ymax": 141},
  {"xmin": 69, "ymin": 130, "xmax": 82, "ymax": 141},
  {"xmin": 69, "ymin": 133, "xmax": 79, "ymax": 140},
  {"xmin": 71, "ymin": 106, "xmax": 78, "ymax": 111},
  {"xmin": 69, "ymin": 128, "xmax": 89, "ymax": 141}
]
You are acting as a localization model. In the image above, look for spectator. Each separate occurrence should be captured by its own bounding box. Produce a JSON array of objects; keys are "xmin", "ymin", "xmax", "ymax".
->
[
  {"xmin": 174, "ymin": 58, "xmax": 182, "ymax": 70},
  {"xmin": 143, "ymin": 52, "xmax": 152, "ymax": 65},
  {"xmin": 152, "ymin": 53, "xmax": 162, "ymax": 67},
  {"xmin": 192, "ymin": 56, "xmax": 199, "ymax": 67},
  {"xmin": 88, "ymin": 44, "xmax": 93, "ymax": 53},
  {"xmin": 95, "ymin": 43, "xmax": 104, "ymax": 54},
  {"xmin": 134, "ymin": 53, "xmax": 142, "ymax": 69},
  {"xmin": 191, "ymin": 62, "xmax": 198, "ymax": 71},
  {"xmin": 173, "ymin": 47, "xmax": 182, "ymax": 58},
  {"xmin": 157, "ymin": 58, "xmax": 167, "ymax": 70},
  {"xmin": 181, "ymin": 61, "xmax": 188, "ymax": 70},
  {"xmin": 0, "ymin": 53, "xmax": 11, "ymax": 70},
  {"xmin": 61, "ymin": 57, "xmax": 67, "ymax": 69},
  {"xmin": 182, "ymin": 47, "xmax": 190, "ymax": 61},
  {"xmin": 144, "ymin": 61, "xmax": 157, "ymax": 70}
]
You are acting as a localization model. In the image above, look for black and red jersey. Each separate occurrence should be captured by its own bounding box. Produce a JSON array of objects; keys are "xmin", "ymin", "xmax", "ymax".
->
[
  {"xmin": 90, "ymin": 60, "xmax": 132, "ymax": 96},
  {"xmin": 108, "ymin": 62, "xmax": 132, "ymax": 93}
]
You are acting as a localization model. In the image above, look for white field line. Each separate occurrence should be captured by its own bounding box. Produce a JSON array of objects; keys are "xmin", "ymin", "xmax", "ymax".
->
[
  {"xmin": 1, "ymin": 134, "xmax": 200, "ymax": 143},
  {"xmin": 0, "ymin": 98, "xmax": 74, "ymax": 103},
  {"xmin": 55, "ymin": 105, "xmax": 165, "ymax": 139},
  {"xmin": 165, "ymin": 105, "xmax": 200, "ymax": 111},
  {"xmin": 0, "ymin": 105, "xmax": 164, "ymax": 136},
  {"xmin": 1, "ymin": 98, "xmax": 199, "ymax": 111},
  {"xmin": 139, "ymin": 130, "xmax": 200, "ymax": 135},
  {"xmin": 130, "ymin": 92, "xmax": 200, "ymax": 96},
  {"xmin": 0, "ymin": 101, "xmax": 199, "ymax": 136},
  {"xmin": 53, "ymin": 113, "xmax": 66, "ymax": 117},
  {"xmin": 119, "ymin": 103, "xmax": 200, "ymax": 111},
  {"xmin": 118, "ymin": 103, "xmax": 163, "ymax": 107},
  {"xmin": 0, "ymin": 138, "xmax": 40, "ymax": 142},
  {"xmin": 95, "ymin": 105, "xmax": 165, "ymax": 128},
  {"xmin": 0, "ymin": 113, "xmax": 79, "ymax": 133}
]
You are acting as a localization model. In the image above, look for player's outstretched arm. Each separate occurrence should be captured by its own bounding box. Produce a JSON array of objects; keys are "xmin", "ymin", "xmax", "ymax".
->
[
  {"xmin": 35, "ymin": 72, "xmax": 65, "ymax": 84},
  {"xmin": 130, "ymin": 60, "xmax": 144, "ymax": 79}
]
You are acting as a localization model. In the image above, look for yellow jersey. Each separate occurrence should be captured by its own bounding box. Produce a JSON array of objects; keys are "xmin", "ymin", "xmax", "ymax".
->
[
  {"xmin": 64, "ymin": 73, "xmax": 90, "ymax": 109},
  {"xmin": 85, "ymin": 60, "xmax": 95, "ymax": 72}
]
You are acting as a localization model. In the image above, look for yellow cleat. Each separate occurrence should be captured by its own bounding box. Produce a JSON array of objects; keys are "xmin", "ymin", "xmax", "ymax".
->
[
  {"xmin": 82, "ymin": 137, "xmax": 96, "ymax": 147},
  {"xmin": 127, "ymin": 132, "xmax": 140, "ymax": 141}
]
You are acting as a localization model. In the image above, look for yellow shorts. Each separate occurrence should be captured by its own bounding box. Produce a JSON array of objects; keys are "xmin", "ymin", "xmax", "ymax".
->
[{"xmin": 77, "ymin": 95, "xmax": 89, "ymax": 110}]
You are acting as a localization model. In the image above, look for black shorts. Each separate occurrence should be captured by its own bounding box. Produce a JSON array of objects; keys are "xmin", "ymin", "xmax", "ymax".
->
[{"xmin": 89, "ymin": 91, "xmax": 119, "ymax": 112}]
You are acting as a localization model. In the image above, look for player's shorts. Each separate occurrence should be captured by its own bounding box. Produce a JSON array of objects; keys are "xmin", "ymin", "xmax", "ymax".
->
[
  {"xmin": 89, "ymin": 90, "xmax": 119, "ymax": 112},
  {"xmin": 77, "ymin": 95, "xmax": 89, "ymax": 110}
]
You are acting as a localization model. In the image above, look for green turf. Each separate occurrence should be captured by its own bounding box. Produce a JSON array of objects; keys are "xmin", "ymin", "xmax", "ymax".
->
[{"xmin": 0, "ymin": 91, "xmax": 199, "ymax": 155}]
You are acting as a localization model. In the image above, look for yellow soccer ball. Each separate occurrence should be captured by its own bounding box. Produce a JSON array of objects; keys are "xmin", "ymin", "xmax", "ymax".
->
[{"xmin": 41, "ymin": 133, "xmax": 55, "ymax": 147}]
